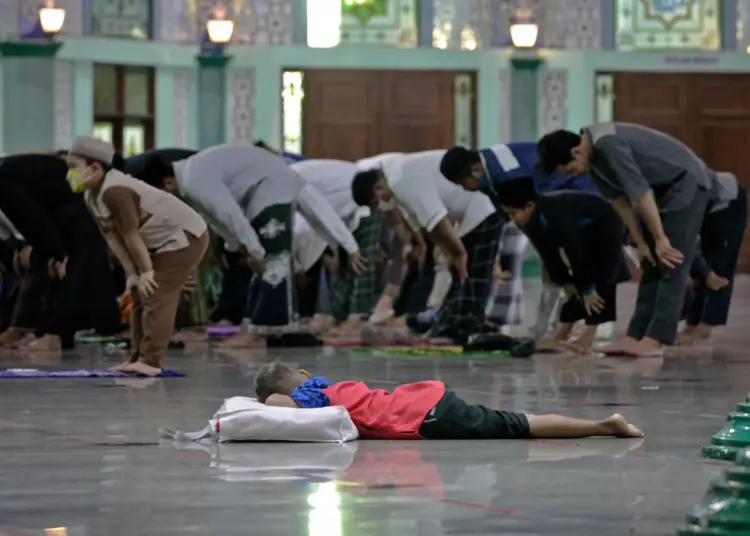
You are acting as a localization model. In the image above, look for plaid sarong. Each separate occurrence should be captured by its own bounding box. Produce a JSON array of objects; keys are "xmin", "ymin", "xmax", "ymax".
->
[
  {"xmin": 330, "ymin": 211, "xmax": 383, "ymax": 320},
  {"xmin": 430, "ymin": 213, "xmax": 504, "ymax": 343},
  {"xmin": 486, "ymin": 224, "xmax": 528, "ymax": 325}
]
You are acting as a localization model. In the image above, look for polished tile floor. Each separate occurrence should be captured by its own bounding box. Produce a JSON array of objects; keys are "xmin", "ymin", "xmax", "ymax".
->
[{"xmin": 1, "ymin": 279, "xmax": 749, "ymax": 536}]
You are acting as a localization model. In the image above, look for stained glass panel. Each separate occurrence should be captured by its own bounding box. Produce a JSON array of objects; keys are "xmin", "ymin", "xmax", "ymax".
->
[
  {"xmin": 94, "ymin": 64, "xmax": 118, "ymax": 115},
  {"xmin": 340, "ymin": 0, "xmax": 418, "ymax": 47},
  {"xmin": 595, "ymin": 73, "xmax": 614, "ymax": 123},
  {"xmin": 282, "ymin": 71, "xmax": 304, "ymax": 155},
  {"xmin": 432, "ymin": 0, "xmax": 492, "ymax": 49},
  {"xmin": 124, "ymin": 67, "xmax": 150, "ymax": 117},
  {"xmin": 615, "ymin": 0, "xmax": 720, "ymax": 51},
  {"xmin": 123, "ymin": 124, "xmax": 145, "ymax": 156},
  {"xmin": 93, "ymin": 122, "xmax": 114, "ymax": 143},
  {"xmin": 453, "ymin": 74, "xmax": 474, "ymax": 147},
  {"xmin": 93, "ymin": 0, "xmax": 151, "ymax": 39}
]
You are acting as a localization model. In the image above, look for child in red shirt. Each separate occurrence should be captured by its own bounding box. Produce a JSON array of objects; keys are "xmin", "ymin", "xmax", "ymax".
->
[{"xmin": 254, "ymin": 362, "xmax": 643, "ymax": 440}]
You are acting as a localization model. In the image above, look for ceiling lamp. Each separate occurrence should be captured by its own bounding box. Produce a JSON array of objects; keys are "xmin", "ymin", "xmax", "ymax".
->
[
  {"xmin": 307, "ymin": 0, "xmax": 342, "ymax": 48},
  {"xmin": 39, "ymin": 5, "xmax": 66, "ymax": 34},
  {"xmin": 207, "ymin": 4, "xmax": 234, "ymax": 44},
  {"xmin": 510, "ymin": 20, "xmax": 538, "ymax": 48}
]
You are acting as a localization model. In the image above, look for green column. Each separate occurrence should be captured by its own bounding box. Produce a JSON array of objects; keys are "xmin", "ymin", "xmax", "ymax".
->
[
  {"xmin": 0, "ymin": 41, "xmax": 62, "ymax": 154},
  {"xmin": 509, "ymin": 57, "xmax": 543, "ymax": 142},
  {"xmin": 196, "ymin": 54, "xmax": 231, "ymax": 149}
]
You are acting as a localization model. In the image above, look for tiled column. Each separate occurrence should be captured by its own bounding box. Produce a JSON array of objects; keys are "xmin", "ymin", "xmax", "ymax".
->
[
  {"xmin": 0, "ymin": 42, "xmax": 63, "ymax": 154},
  {"xmin": 197, "ymin": 55, "xmax": 231, "ymax": 149}
]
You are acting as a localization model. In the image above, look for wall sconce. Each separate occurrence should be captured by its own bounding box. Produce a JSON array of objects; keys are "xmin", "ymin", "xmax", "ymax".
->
[
  {"xmin": 510, "ymin": 20, "xmax": 538, "ymax": 48},
  {"xmin": 207, "ymin": 4, "xmax": 234, "ymax": 44},
  {"xmin": 39, "ymin": 4, "xmax": 66, "ymax": 35}
]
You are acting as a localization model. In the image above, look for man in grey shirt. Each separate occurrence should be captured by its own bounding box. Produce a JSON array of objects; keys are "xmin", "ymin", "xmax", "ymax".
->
[
  {"xmin": 140, "ymin": 144, "xmax": 363, "ymax": 348},
  {"xmin": 538, "ymin": 123, "xmax": 719, "ymax": 357}
]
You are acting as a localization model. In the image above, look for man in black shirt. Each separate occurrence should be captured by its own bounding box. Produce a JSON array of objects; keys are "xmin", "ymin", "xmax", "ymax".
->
[{"xmin": 494, "ymin": 177, "xmax": 629, "ymax": 352}]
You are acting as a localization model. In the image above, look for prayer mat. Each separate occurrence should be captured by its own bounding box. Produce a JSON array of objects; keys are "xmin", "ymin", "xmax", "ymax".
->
[
  {"xmin": 0, "ymin": 368, "xmax": 186, "ymax": 378},
  {"xmin": 352, "ymin": 346, "xmax": 511, "ymax": 358},
  {"xmin": 207, "ymin": 326, "xmax": 241, "ymax": 337},
  {"xmin": 325, "ymin": 338, "xmax": 453, "ymax": 348}
]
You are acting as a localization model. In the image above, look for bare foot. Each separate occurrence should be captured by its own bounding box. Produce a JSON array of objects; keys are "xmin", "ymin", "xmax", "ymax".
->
[
  {"xmin": 215, "ymin": 319, "xmax": 235, "ymax": 327},
  {"xmin": 109, "ymin": 360, "xmax": 134, "ymax": 372},
  {"xmin": 602, "ymin": 413, "xmax": 644, "ymax": 438},
  {"xmin": 173, "ymin": 331, "xmax": 208, "ymax": 343},
  {"xmin": 598, "ymin": 336, "xmax": 639, "ymax": 355},
  {"xmin": 563, "ymin": 339, "xmax": 594, "ymax": 354},
  {"xmin": 536, "ymin": 338, "xmax": 569, "ymax": 353},
  {"xmin": 121, "ymin": 361, "xmax": 163, "ymax": 376},
  {"xmin": 0, "ymin": 329, "xmax": 28, "ymax": 347},
  {"xmin": 10, "ymin": 333, "xmax": 37, "ymax": 349},
  {"xmin": 26, "ymin": 334, "xmax": 62, "ymax": 352},
  {"xmin": 624, "ymin": 338, "xmax": 664, "ymax": 358},
  {"xmin": 216, "ymin": 332, "xmax": 265, "ymax": 348}
]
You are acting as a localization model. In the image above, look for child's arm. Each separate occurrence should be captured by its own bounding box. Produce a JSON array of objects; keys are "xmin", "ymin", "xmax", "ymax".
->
[{"xmin": 264, "ymin": 394, "xmax": 301, "ymax": 408}]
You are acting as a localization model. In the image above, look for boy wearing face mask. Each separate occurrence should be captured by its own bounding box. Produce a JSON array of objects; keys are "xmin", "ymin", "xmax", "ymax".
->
[
  {"xmin": 0, "ymin": 152, "xmax": 120, "ymax": 350},
  {"xmin": 68, "ymin": 137, "xmax": 208, "ymax": 375}
]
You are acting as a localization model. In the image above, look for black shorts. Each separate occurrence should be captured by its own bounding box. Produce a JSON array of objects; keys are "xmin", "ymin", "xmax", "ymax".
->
[{"xmin": 418, "ymin": 388, "xmax": 531, "ymax": 440}]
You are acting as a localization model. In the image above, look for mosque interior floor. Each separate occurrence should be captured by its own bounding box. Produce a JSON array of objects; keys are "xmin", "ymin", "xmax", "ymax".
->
[{"xmin": 1, "ymin": 278, "xmax": 749, "ymax": 536}]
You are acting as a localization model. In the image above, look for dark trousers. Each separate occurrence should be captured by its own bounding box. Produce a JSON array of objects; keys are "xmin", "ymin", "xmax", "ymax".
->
[
  {"xmin": 39, "ymin": 215, "xmax": 120, "ymax": 347},
  {"xmin": 627, "ymin": 185, "xmax": 709, "ymax": 345},
  {"xmin": 394, "ymin": 240, "xmax": 435, "ymax": 318},
  {"xmin": 210, "ymin": 250, "xmax": 253, "ymax": 325},
  {"xmin": 687, "ymin": 186, "xmax": 748, "ymax": 326},
  {"xmin": 297, "ymin": 256, "xmax": 323, "ymax": 319},
  {"xmin": 419, "ymin": 388, "xmax": 531, "ymax": 440},
  {"xmin": 559, "ymin": 282, "xmax": 617, "ymax": 325}
]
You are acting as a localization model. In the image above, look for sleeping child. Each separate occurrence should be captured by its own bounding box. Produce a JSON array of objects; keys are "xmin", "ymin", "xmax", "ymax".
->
[{"xmin": 255, "ymin": 362, "xmax": 643, "ymax": 440}]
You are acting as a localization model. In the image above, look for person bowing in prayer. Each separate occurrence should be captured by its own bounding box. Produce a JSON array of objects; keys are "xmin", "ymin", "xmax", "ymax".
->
[
  {"xmin": 0, "ymin": 152, "xmax": 121, "ymax": 350},
  {"xmin": 139, "ymin": 143, "xmax": 363, "ymax": 348},
  {"xmin": 68, "ymin": 137, "xmax": 209, "ymax": 375},
  {"xmin": 493, "ymin": 177, "xmax": 630, "ymax": 353},
  {"xmin": 351, "ymin": 150, "xmax": 502, "ymax": 345},
  {"xmin": 537, "ymin": 124, "xmax": 719, "ymax": 357}
]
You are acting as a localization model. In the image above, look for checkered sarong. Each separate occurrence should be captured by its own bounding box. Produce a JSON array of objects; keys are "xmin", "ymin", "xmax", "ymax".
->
[
  {"xmin": 331, "ymin": 211, "xmax": 383, "ymax": 320},
  {"xmin": 430, "ymin": 213, "xmax": 504, "ymax": 343},
  {"xmin": 486, "ymin": 224, "xmax": 528, "ymax": 325}
]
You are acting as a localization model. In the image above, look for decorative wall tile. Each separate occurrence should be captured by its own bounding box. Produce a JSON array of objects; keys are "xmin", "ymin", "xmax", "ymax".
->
[
  {"xmin": 495, "ymin": 0, "xmax": 601, "ymax": 49},
  {"xmin": 226, "ymin": 68, "xmax": 255, "ymax": 144},
  {"xmin": 538, "ymin": 70, "xmax": 567, "ymax": 136},
  {"xmin": 172, "ymin": 69, "xmax": 190, "ymax": 148},
  {"xmin": 54, "ymin": 61, "xmax": 72, "ymax": 150},
  {"xmin": 616, "ymin": 0, "xmax": 720, "ymax": 51},
  {"xmin": 0, "ymin": 0, "xmax": 16, "ymax": 38},
  {"xmin": 57, "ymin": 0, "xmax": 85, "ymax": 36},
  {"xmin": 498, "ymin": 70, "xmax": 511, "ymax": 143},
  {"xmin": 432, "ymin": 0, "xmax": 493, "ymax": 49},
  {"xmin": 156, "ymin": 0, "xmax": 292, "ymax": 44},
  {"xmin": 92, "ymin": 0, "xmax": 150, "ymax": 39},
  {"xmin": 340, "ymin": 0, "xmax": 417, "ymax": 47}
]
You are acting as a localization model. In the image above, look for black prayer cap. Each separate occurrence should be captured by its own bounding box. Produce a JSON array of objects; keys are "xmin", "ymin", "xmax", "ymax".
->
[
  {"xmin": 494, "ymin": 177, "xmax": 538, "ymax": 209},
  {"xmin": 537, "ymin": 130, "xmax": 581, "ymax": 175},
  {"xmin": 138, "ymin": 155, "xmax": 174, "ymax": 188},
  {"xmin": 440, "ymin": 146, "xmax": 476, "ymax": 182}
]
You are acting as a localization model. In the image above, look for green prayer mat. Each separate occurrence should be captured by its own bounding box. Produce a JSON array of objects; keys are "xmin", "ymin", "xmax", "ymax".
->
[{"xmin": 350, "ymin": 346, "xmax": 510, "ymax": 358}]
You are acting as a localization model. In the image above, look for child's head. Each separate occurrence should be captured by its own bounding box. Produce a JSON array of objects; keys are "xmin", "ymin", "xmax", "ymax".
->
[
  {"xmin": 494, "ymin": 176, "xmax": 539, "ymax": 225},
  {"xmin": 66, "ymin": 136, "xmax": 117, "ymax": 192},
  {"xmin": 254, "ymin": 362, "xmax": 311, "ymax": 403}
]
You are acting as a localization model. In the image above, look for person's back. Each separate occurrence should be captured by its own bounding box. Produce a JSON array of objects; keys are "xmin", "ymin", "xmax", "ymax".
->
[
  {"xmin": 291, "ymin": 159, "xmax": 360, "ymax": 222},
  {"xmin": 125, "ymin": 148, "xmax": 196, "ymax": 179},
  {"xmin": 535, "ymin": 189, "xmax": 618, "ymax": 228}
]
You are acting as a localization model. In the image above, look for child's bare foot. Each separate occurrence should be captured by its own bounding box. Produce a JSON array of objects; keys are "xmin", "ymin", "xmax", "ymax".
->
[
  {"xmin": 0, "ymin": 329, "xmax": 27, "ymax": 347},
  {"xmin": 10, "ymin": 333, "xmax": 37, "ymax": 348},
  {"xmin": 602, "ymin": 414, "xmax": 644, "ymax": 438},
  {"xmin": 26, "ymin": 334, "xmax": 61, "ymax": 351},
  {"xmin": 110, "ymin": 360, "xmax": 134, "ymax": 372},
  {"xmin": 536, "ymin": 338, "xmax": 568, "ymax": 353},
  {"xmin": 121, "ymin": 361, "xmax": 162, "ymax": 376},
  {"xmin": 564, "ymin": 339, "xmax": 594, "ymax": 354}
]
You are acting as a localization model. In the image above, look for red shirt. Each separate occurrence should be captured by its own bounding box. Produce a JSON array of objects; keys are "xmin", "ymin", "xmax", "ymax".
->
[{"xmin": 322, "ymin": 381, "xmax": 445, "ymax": 440}]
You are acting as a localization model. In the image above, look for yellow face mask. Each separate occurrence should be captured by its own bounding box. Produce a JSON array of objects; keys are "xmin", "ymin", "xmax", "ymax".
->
[{"xmin": 66, "ymin": 169, "xmax": 84, "ymax": 193}]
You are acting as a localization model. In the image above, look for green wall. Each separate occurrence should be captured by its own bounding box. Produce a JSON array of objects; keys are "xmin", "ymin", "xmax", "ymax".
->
[{"xmin": 4, "ymin": 37, "xmax": 750, "ymax": 154}]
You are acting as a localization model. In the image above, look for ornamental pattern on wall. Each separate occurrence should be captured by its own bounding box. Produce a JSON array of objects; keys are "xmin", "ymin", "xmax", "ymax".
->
[
  {"xmin": 538, "ymin": 70, "xmax": 567, "ymax": 136},
  {"xmin": 172, "ymin": 69, "xmax": 191, "ymax": 148},
  {"xmin": 497, "ymin": 70, "xmax": 511, "ymax": 143},
  {"xmin": 54, "ymin": 61, "xmax": 73, "ymax": 150},
  {"xmin": 496, "ymin": 0, "xmax": 600, "ymax": 49},
  {"xmin": 226, "ymin": 68, "xmax": 255, "ymax": 144}
]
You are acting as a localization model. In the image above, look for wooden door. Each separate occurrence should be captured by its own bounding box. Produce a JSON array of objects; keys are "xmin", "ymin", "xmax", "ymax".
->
[
  {"xmin": 302, "ymin": 69, "xmax": 458, "ymax": 160},
  {"xmin": 303, "ymin": 70, "xmax": 381, "ymax": 162},
  {"xmin": 614, "ymin": 72, "xmax": 750, "ymax": 272}
]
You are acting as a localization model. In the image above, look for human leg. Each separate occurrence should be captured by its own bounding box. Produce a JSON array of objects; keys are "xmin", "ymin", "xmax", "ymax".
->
[{"xmin": 124, "ymin": 233, "xmax": 209, "ymax": 373}]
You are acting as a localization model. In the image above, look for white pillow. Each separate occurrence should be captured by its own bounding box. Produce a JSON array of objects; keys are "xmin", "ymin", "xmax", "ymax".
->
[{"xmin": 160, "ymin": 396, "xmax": 359, "ymax": 443}]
